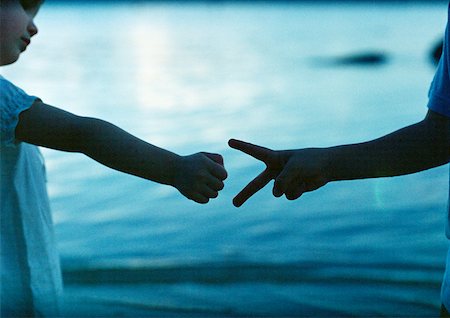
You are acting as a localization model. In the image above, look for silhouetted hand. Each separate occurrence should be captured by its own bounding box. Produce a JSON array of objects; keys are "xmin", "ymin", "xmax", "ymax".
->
[
  {"xmin": 174, "ymin": 152, "xmax": 228, "ymax": 204},
  {"xmin": 228, "ymin": 139, "xmax": 329, "ymax": 207}
]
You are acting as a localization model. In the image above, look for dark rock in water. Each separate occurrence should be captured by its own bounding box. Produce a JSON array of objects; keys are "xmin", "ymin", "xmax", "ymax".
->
[
  {"xmin": 333, "ymin": 52, "xmax": 388, "ymax": 65},
  {"xmin": 312, "ymin": 51, "xmax": 389, "ymax": 67},
  {"xmin": 431, "ymin": 39, "xmax": 443, "ymax": 66}
]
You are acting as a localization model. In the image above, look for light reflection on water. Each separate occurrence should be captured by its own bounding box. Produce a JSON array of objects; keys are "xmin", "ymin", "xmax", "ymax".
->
[{"xmin": 2, "ymin": 1, "xmax": 449, "ymax": 316}]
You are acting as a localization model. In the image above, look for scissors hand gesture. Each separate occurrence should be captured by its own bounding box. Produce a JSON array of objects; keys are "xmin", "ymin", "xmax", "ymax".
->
[{"xmin": 228, "ymin": 139, "xmax": 329, "ymax": 207}]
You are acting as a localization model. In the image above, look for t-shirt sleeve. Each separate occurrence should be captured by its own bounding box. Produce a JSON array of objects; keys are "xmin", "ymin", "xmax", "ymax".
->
[
  {"xmin": 428, "ymin": 8, "xmax": 450, "ymax": 118},
  {"xmin": 0, "ymin": 77, "xmax": 39, "ymax": 147}
]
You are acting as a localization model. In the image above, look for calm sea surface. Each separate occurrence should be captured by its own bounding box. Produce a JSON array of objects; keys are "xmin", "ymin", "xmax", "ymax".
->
[{"xmin": 2, "ymin": 1, "xmax": 450, "ymax": 316}]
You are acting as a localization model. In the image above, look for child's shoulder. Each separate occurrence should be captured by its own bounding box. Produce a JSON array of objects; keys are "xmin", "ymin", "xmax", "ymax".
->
[
  {"xmin": 0, "ymin": 76, "xmax": 39, "ymax": 147},
  {"xmin": 0, "ymin": 75, "xmax": 21, "ymax": 89},
  {"xmin": 0, "ymin": 75, "xmax": 24, "ymax": 97},
  {"xmin": 0, "ymin": 76, "xmax": 37, "ymax": 105}
]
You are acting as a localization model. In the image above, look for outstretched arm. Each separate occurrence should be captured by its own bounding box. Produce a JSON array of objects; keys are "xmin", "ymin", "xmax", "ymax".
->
[
  {"xmin": 327, "ymin": 110, "xmax": 449, "ymax": 181},
  {"xmin": 16, "ymin": 101, "xmax": 227, "ymax": 203},
  {"xmin": 229, "ymin": 109, "xmax": 450, "ymax": 207}
]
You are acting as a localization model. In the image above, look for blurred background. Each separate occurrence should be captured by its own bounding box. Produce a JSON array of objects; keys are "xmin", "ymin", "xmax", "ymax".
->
[{"xmin": 2, "ymin": 0, "xmax": 449, "ymax": 316}]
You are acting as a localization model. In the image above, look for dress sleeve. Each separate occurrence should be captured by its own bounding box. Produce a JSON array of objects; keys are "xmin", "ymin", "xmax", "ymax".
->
[
  {"xmin": 0, "ymin": 77, "xmax": 39, "ymax": 147},
  {"xmin": 428, "ymin": 7, "xmax": 450, "ymax": 118}
]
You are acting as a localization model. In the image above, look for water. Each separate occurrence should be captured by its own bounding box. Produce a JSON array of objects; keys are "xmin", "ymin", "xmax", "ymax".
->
[{"xmin": 2, "ymin": 1, "xmax": 450, "ymax": 316}]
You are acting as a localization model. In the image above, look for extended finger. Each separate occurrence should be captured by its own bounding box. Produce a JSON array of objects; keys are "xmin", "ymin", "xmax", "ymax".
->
[
  {"xmin": 233, "ymin": 169, "xmax": 273, "ymax": 207},
  {"xmin": 228, "ymin": 139, "xmax": 272, "ymax": 162}
]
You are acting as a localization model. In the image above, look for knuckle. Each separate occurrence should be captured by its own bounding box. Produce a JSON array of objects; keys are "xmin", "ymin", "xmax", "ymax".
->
[
  {"xmin": 220, "ymin": 169, "xmax": 228, "ymax": 180},
  {"xmin": 216, "ymin": 181, "xmax": 225, "ymax": 191},
  {"xmin": 211, "ymin": 191, "xmax": 219, "ymax": 199},
  {"xmin": 194, "ymin": 196, "xmax": 208, "ymax": 204},
  {"xmin": 285, "ymin": 190, "xmax": 296, "ymax": 200}
]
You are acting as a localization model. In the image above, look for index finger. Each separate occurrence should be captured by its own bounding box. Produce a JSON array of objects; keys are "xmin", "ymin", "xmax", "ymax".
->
[
  {"xmin": 203, "ymin": 152, "xmax": 228, "ymax": 180},
  {"xmin": 233, "ymin": 169, "xmax": 273, "ymax": 207},
  {"xmin": 228, "ymin": 139, "xmax": 272, "ymax": 162},
  {"xmin": 203, "ymin": 152, "xmax": 224, "ymax": 166},
  {"xmin": 209, "ymin": 162, "xmax": 228, "ymax": 181}
]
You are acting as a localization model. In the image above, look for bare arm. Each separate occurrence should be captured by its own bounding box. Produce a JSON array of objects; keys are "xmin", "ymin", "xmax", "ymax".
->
[
  {"xmin": 16, "ymin": 101, "xmax": 227, "ymax": 203},
  {"xmin": 229, "ymin": 110, "xmax": 450, "ymax": 206},
  {"xmin": 328, "ymin": 110, "xmax": 450, "ymax": 181}
]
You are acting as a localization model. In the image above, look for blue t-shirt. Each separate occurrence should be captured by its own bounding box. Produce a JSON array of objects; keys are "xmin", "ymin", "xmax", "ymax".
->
[
  {"xmin": 427, "ymin": 3, "xmax": 450, "ymax": 309},
  {"xmin": 428, "ymin": 5, "xmax": 450, "ymax": 239},
  {"xmin": 429, "ymin": 8, "xmax": 450, "ymax": 119}
]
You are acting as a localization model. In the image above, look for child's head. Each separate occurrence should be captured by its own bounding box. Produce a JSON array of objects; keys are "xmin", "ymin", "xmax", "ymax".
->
[{"xmin": 0, "ymin": 0, "xmax": 43, "ymax": 66}]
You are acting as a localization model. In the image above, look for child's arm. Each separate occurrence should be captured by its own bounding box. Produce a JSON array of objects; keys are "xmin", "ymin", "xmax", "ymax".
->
[
  {"xmin": 16, "ymin": 101, "xmax": 227, "ymax": 204},
  {"xmin": 326, "ymin": 110, "xmax": 449, "ymax": 180},
  {"xmin": 229, "ymin": 110, "xmax": 450, "ymax": 207}
]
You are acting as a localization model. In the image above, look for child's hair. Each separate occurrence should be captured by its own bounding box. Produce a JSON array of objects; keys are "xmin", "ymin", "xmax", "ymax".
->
[{"xmin": 20, "ymin": 0, "xmax": 44, "ymax": 10}]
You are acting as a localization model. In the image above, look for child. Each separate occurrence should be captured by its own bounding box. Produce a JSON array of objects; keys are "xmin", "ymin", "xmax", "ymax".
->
[
  {"xmin": 0, "ymin": 0, "xmax": 228, "ymax": 316},
  {"xmin": 229, "ymin": 3, "xmax": 450, "ymax": 317}
]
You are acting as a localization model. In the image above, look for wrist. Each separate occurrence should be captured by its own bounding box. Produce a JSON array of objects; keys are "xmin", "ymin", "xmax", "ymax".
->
[{"xmin": 167, "ymin": 153, "xmax": 184, "ymax": 187}]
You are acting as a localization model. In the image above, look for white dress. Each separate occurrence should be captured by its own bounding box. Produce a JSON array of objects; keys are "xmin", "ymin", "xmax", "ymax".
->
[{"xmin": 1, "ymin": 76, "xmax": 62, "ymax": 317}]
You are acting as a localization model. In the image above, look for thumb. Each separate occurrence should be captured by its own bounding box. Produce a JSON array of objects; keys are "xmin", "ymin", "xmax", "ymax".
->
[{"xmin": 203, "ymin": 152, "xmax": 224, "ymax": 166}]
